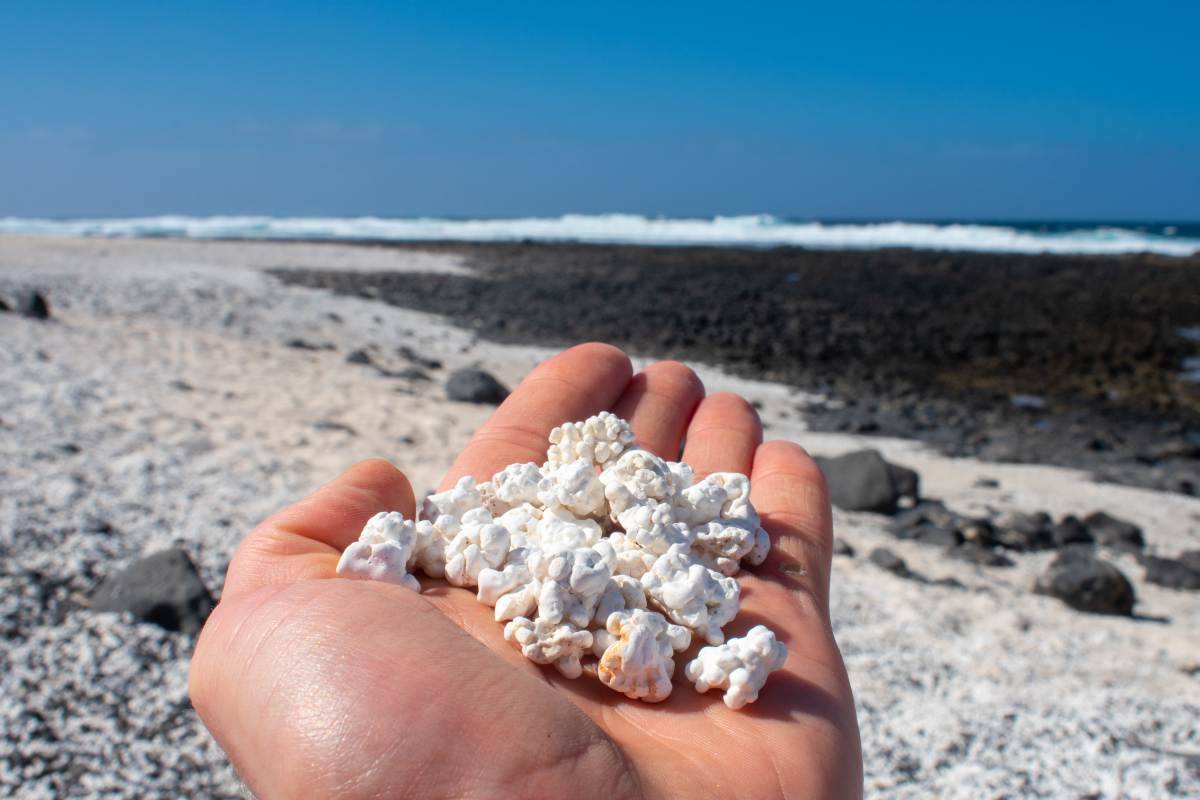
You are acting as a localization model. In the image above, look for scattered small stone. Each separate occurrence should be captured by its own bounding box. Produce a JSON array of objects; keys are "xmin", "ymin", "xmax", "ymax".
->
[
  {"xmin": 90, "ymin": 548, "xmax": 214, "ymax": 634},
  {"xmin": 327, "ymin": 311, "xmax": 343, "ymax": 322},
  {"xmin": 815, "ymin": 450, "xmax": 920, "ymax": 514},
  {"xmin": 1050, "ymin": 515, "xmax": 1094, "ymax": 547},
  {"xmin": 974, "ymin": 477, "xmax": 1001, "ymax": 489},
  {"xmin": 445, "ymin": 368, "xmax": 509, "ymax": 404},
  {"xmin": 1181, "ymin": 550, "xmax": 1200, "ymax": 572},
  {"xmin": 1083, "ymin": 511, "xmax": 1145, "ymax": 550},
  {"xmin": 1034, "ymin": 548, "xmax": 1135, "ymax": 616},
  {"xmin": 992, "ymin": 510, "xmax": 1055, "ymax": 551},
  {"xmin": 345, "ymin": 348, "xmax": 373, "ymax": 365},
  {"xmin": 398, "ymin": 345, "xmax": 443, "ymax": 370},
  {"xmin": 0, "ymin": 295, "xmax": 10, "ymax": 312},
  {"xmin": 948, "ymin": 543, "xmax": 1015, "ymax": 568},
  {"xmin": 1141, "ymin": 555, "xmax": 1200, "ymax": 591},
  {"xmin": 832, "ymin": 538, "xmax": 856, "ymax": 557},
  {"xmin": 169, "ymin": 379, "xmax": 195, "ymax": 392},
  {"xmin": 869, "ymin": 547, "xmax": 910, "ymax": 576},
  {"xmin": 19, "ymin": 290, "xmax": 51, "ymax": 320},
  {"xmin": 285, "ymin": 338, "xmax": 334, "ymax": 351},
  {"xmin": 312, "ymin": 420, "xmax": 358, "ymax": 435},
  {"xmin": 376, "ymin": 366, "xmax": 430, "ymax": 381}
]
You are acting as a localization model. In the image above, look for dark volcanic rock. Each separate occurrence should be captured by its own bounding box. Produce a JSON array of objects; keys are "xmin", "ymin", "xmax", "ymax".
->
[
  {"xmin": 376, "ymin": 366, "xmax": 430, "ymax": 381},
  {"xmin": 1051, "ymin": 515, "xmax": 1094, "ymax": 547},
  {"xmin": 91, "ymin": 548, "xmax": 214, "ymax": 633},
  {"xmin": 1181, "ymin": 550, "xmax": 1200, "ymax": 572},
  {"xmin": 1141, "ymin": 555, "xmax": 1200, "ymax": 591},
  {"xmin": 0, "ymin": 295, "xmax": 9, "ymax": 312},
  {"xmin": 286, "ymin": 338, "xmax": 333, "ymax": 351},
  {"xmin": 1084, "ymin": 511, "xmax": 1145, "ymax": 550},
  {"xmin": 446, "ymin": 368, "xmax": 509, "ymax": 405},
  {"xmin": 345, "ymin": 348, "xmax": 373, "ymax": 365},
  {"xmin": 832, "ymin": 538, "xmax": 856, "ymax": 557},
  {"xmin": 907, "ymin": 525, "xmax": 962, "ymax": 548},
  {"xmin": 19, "ymin": 290, "xmax": 50, "ymax": 320},
  {"xmin": 1034, "ymin": 548, "xmax": 1136, "ymax": 615},
  {"xmin": 949, "ymin": 543, "xmax": 1015, "ymax": 568},
  {"xmin": 398, "ymin": 345, "xmax": 443, "ymax": 370},
  {"xmin": 993, "ymin": 511, "xmax": 1055, "ymax": 551},
  {"xmin": 869, "ymin": 547, "xmax": 910, "ymax": 576},
  {"xmin": 815, "ymin": 450, "xmax": 919, "ymax": 514}
]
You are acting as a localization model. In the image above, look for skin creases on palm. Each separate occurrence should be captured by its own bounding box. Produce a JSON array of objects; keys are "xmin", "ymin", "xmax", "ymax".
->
[{"xmin": 188, "ymin": 343, "xmax": 864, "ymax": 800}]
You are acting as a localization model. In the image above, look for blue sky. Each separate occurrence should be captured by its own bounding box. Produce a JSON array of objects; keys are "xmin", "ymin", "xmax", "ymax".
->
[{"xmin": 2, "ymin": 1, "xmax": 1197, "ymax": 219}]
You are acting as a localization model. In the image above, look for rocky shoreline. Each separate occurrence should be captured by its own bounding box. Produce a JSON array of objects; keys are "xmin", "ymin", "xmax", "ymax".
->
[{"xmin": 270, "ymin": 241, "xmax": 1200, "ymax": 495}]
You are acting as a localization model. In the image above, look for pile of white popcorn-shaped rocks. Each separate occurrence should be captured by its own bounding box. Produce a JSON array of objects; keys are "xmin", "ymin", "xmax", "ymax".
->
[{"xmin": 337, "ymin": 412, "xmax": 787, "ymax": 709}]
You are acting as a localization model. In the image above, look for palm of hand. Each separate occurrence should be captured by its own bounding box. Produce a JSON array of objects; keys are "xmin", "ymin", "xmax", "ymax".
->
[{"xmin": 190, "ymin": 344, "xmax": 863, "ymax": 799}]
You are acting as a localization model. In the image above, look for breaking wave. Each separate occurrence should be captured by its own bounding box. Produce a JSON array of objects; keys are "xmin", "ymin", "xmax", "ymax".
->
[{"xmin": 2, "ymin": 214, "xmax": 1197, "ymax": 256}]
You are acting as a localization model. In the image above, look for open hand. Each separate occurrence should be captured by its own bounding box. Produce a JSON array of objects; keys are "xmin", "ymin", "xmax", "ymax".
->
[{"xmin": 189, "ymin": 343, "xmax": 863, "ymax": 799}]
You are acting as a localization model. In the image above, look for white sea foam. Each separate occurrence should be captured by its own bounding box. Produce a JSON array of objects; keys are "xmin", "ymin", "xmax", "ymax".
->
[{"xmin": 1, "ymin": 214, "xmax": 1197, "ymax": 256}]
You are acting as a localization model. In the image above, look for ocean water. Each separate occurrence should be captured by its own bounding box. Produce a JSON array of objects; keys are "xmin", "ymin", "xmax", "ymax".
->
[{"xmin": 1, "ymin": 214, "xmax": 1197, "ymax": 256}]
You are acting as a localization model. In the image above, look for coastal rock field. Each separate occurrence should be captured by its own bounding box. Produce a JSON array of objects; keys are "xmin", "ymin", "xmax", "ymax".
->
[{"xmin": 2, "ymin": 235, "xmax": 1198, "ymax": 798}]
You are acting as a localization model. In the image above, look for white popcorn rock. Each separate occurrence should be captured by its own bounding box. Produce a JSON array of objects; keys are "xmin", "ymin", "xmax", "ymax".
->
[
  {"xmin": 504, "ymin": 617, "xmax": 593, "ymax": 679},
  {"xmin": 443, "ymin": 510, "xmax": 510, "ymax": 588},
  {"xmin": 336, "ymin": 511, "xmax": 422, "ymax": 590},
  {"xmin": 489, "ymin": 462, "xmax": 546, "ymax": 513},
  {"xmin": 536, "ymin": 503, "xmax": 603, "ymax": 551},
  {"xmin": 666, "ymin": 461, "xmax": 695, "ymax": 497},
  {"xmin": 685, "ymin": 625, "xmax": 788, "ymax": 710},
  {"xmin": 476, "ymin": 545, "xmax": 540, "ymax": 622},
  {"xmin": 593, "ymin": 609, "xmax": 692, "ymax": 702},
  {"xmin": 539, "ymin": 458, "xmax": 607, "ymax": 518},
  {"xmin": 592, "ymin": 574, "xmax": 648, "ymax": 625},
  {"xmin": 599, "ymin": 449, "xmax": 677, "ymax": 517},
  {"xmin": 422, "ymin": 475, "xmax": 484, "ymax": 523},
  {"xmin": 675, "ymin": 472, "xmax": 756, "ymax": 524},
  {"xmin": 495, "ymin": 503, "xmax": 541, "ymax": 546},
  {"xmin": 531, "ymin": 546, "xmax": 612, "ymax": 628},
  {"xmin": 691, "ymin": 520, "xmax": 759, "ymax": 576},
  {"xmin": 745, "ymin": 526, "xmax": 771, "ymax": 566},
  {"xmin": 642, "ymin": 544, "xmax": 740, "ymax": 645},
  {"xmin": 616, "ymin": 502, "xmax": 695, "ymax": 555},
  {"xmin": 594, "ymin": 533, "xmax": 658, "ymax": 579},
  {"xmin": 546, "ymin": 411, "xmax": 636, "ymax": 468}
]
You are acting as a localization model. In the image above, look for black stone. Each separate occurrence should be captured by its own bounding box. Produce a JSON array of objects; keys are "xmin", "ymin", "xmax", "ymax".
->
[
  {"xmin": 1034, "ymin": 549, "xmax": 1135, "ymax": 616},
  {"xmin": 832, "ymin": 538, "xmax": 856, "ymax": 557},
  {"xmin": 973, "ymin": 477, "xmax": 1001, "ymax": 489},
  {"xmin": 0, "ymin": 295, "xmax": 9, "ymax": 312},
  {"xmin": 815, "ymin": 450, "xmax": 919, "ymax": 514},
  {"xmin": 992, "ymin": 510, "xmax": 1055, "ymax": 551},
  {"xmin": 91, "ymin": 548, "xmax": 214, "ymax": 633},
  {"xmin": 376, "ymin": 366, "xmax": 430, "ymax": 381},
  {"xmin": 1083, "ymin": 511, "xmax": 1145, "ymax": 550},
  {"xmin": 908, "ymin": 525, "xmax": 962, "ymax": 548},
  {"xmin": 19, "ymin": 291, "xmax": 50, "ymax": 320},
  {"xmin": 398, "ymin": 345, "xmax": 443, "ymax": 370},
  {"xmin": 1051, "ymin": 515, "xmax": 1094, "ymax": 547},
  {"xmin": 948, "ymin": 543, "xmax": 1015, "ymax": 568},
  {"xmin": 1141, "ymin": 555, "xmax": 1200, "ymax": 591},
  {"xmin": 869, "ymin": 547, "xmax": 910, "ymax": 576},
  {"xmin": 446, "ymin": 368, "xmax": 510, "ymax": 405},
  {"xmin": 345, "ymin": 348, "xmax": 373, "ymax": 365},
  {"xmin": 312, "ymin": 420, "xmax": 358, "ymax": 435},
  {"xmin": 286, "ymin": 338, "xmax": 333, "ymax": 351}
]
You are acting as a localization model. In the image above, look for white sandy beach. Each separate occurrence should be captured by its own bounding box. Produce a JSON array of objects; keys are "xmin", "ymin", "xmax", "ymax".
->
[{"xmin": 2, "ymin": 235, "xmax": 1198, "ymax": 798}]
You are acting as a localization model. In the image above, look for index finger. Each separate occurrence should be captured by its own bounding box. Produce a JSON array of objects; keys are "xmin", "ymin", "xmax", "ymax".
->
[{"xmin": 439, "ymin": 342, "xmax": 633, "ymax": 490}]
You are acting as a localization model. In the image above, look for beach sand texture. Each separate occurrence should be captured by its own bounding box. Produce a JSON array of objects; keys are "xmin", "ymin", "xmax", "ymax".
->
[{"xmin": 2, "ymin": 235, "xmax": 1198, "ymax": 798}]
